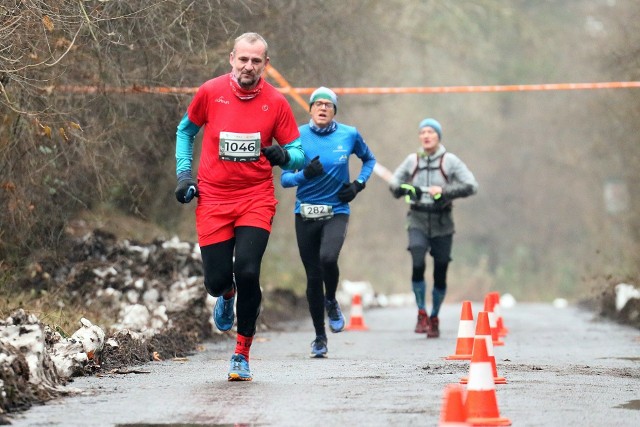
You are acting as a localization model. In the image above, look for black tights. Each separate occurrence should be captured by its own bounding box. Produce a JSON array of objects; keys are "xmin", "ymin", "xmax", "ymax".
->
[
  {"xmin": 200, "ymin": 226, "xmax": 269, "ymax": 337},
  {"xmin": 410, "ymin": 246, "xmax": 449, "ymax": 293},
  {"xmin": 295, "ymin": 214, "xmax": 349, "ymax": 337}
]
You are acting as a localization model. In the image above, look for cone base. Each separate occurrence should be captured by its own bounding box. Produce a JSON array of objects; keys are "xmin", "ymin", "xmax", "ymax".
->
[
  {"xmin": 492, "ymin": 340, "xmax": 505, "ymax": 346},
  {"xmin": 467, "ymin": 416, "xmax": 511, "ymax": 426},
  {"xmin": 346, "ymin": 324, "xmax": 369, "ymax": 331},
  {"xmin": 445, "ymin": 354, "xmax": 472, "ymax": 360},
  {"xmin": 460, "ymin": 376, "xmax": 507, "ymax": 384}
]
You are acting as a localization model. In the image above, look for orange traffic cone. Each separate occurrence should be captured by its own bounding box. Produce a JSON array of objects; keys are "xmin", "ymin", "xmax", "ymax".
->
[
  {"xmin": 461, "ymin": 311, "xmax": 506, "ymax": 384},
  {"xmin": 464, "ymin": 337, "xmax": 511, "ymax": 426},
  {"xmin": 484, "ymin": 294, "xmax": 504, "ymax": 346},
  {"xmin": 489, "ymin": 292, "xmax": 509, "ymax": 337},
  {"xmin": 345, "ymin": 293, "xmax": 369, "ymax": 331},
  {"xmin": 445, "ymin": 301, "xmax": 475, "ymax": 360},
  {"xmin": 439, "ymin": 384, "xmax": 470, "ymax": 426}
]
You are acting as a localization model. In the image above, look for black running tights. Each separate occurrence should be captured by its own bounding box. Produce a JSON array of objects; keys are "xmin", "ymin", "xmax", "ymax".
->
[
  {"xmin": 200, "ymin": 226, "xmax": 269, "ymax": 337},
  {"xmin": 295, "ymin": 214, "xmax": 349, "ymax": 337}
]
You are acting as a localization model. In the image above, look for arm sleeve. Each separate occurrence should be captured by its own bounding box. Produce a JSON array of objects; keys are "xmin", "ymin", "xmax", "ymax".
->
[
  {"xmin": 175, "ymin": 113, "xmax": 201, "ymax": 176},
  {"xmin": 353, "ymin": 132, "xmax": 376, "ymax": 184},
  {"xmin": 280, "ymin": 138, "xmax": 305, "ymax": 171},
  {"xmin": 280, "ymin": 169, "xmax": 307, "ymax": 188},
  {"xmin": 442, "ymin": 154, "xmax": 478, "ymax": 199},
  {"xmin": 389, "ymin": 155, "xmax": 415, "ymax": 190}
]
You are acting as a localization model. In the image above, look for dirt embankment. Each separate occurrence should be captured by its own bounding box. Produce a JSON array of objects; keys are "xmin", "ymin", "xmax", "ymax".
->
[{"xmin": 0, "ymin": 229, "xmax": 308, "ymax": 421}]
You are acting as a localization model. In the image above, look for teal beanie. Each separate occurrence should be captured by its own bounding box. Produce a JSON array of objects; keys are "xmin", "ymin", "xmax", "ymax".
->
[
  {"xmin": 309, "ymin": 86, "xmax": 338, "ymax": 113},
  {"xmin": 419, "ymin": 118, "xmax": 442, "ymax": 140}
]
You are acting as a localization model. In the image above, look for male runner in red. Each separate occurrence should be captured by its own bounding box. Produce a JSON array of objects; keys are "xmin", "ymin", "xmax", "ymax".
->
[{"xmin": 174, "ymin": 32, "xmax": 305, "ymax": 381}]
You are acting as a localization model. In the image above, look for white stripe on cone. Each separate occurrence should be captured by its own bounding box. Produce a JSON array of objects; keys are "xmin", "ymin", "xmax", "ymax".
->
[
  {"xmin": 467, "ymin": 361, "xmax": 495, "ymax": 390},
  {"xmin": 458, "ymin": 319, "xmax": 474, "ymax": 337},
  {"xmin": 351, "ymin": 305, "xmax": 363, "ymax": 317},
  {"xmin": 487, "ymin": 311, "xmax": 498, "ymax": 330}
]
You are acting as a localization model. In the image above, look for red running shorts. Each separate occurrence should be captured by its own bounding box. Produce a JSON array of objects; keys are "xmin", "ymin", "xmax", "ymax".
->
[{"xmin": 195, "ymin": 197, "xmax": 277, "ymax": 246}]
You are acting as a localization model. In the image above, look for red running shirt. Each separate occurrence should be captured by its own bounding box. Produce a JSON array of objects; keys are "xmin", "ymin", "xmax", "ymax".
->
[{"xmin": 187, "ymin": 74, "xmax": 299, "ymax": 204}]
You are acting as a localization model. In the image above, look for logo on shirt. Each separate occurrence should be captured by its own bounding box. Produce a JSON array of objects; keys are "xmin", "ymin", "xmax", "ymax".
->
[
  {"xmin": 334, "ymin": 145, "xmax": 348, "ymax": 153},
  {"xmin": 216, "ymin": 96, "xmax": 230, "ymax": 104},
  {"xmin": 262, "ymin": 104, "xmax": 269, "ymax": 111}
]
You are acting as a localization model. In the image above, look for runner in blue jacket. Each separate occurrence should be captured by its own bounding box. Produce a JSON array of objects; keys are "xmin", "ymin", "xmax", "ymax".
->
[{"xmin": 281, "ymin": 87, "xmax": 376, "ymax": 358}]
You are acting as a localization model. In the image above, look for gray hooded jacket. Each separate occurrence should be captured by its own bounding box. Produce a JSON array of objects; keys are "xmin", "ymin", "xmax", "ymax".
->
[{"xmin": 389, "ymin": 144, "xmax": 478, "ymax": 237}]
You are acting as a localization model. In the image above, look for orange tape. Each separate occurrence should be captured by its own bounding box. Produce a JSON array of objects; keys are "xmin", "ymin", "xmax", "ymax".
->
[
  {"xmin": 266, "ymin": 66, "xmax": 309, "ymax": 111},
  {"xmin": 282, "ymin": 81, "xmax": 640, "ymax": 95},
  {"xmin": 49, "ymin": 63, "xmax": 640, "ymax": 99},
  {"xmin": 49, "ymin": 80, "xmax": 640, "ymax": 96}
]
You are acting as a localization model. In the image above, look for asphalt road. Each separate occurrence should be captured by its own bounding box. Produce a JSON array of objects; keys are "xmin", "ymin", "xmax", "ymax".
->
[{"xmin": 7, "ymin": 302, "xmax": 640, "ymax": 427}]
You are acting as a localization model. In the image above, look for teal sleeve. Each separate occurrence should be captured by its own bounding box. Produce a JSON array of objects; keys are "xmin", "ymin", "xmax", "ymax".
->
[
  {"xmin": 175, "ymin": 114, "xmax": 201, "ymax": 176},
  {"xmin": 281, "ymin": 138, "xmax": 305, "ymax": 171}
]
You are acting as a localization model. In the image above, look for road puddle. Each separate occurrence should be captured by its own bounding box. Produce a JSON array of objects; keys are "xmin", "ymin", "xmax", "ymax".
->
[
  {"xmin": 614, "ymin": 399, "xmax": 640, "ymax": 410},
  {"xmin": 598, "ymin": 356, "xmax": 640, "ymax": 362},
  {"xmin": 116, "ymin": 424, "xmax": 257, "ymax": 427}
]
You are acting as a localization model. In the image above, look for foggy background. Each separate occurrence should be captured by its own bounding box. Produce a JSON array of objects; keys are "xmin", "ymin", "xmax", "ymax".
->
[{"xmin": 1, "ymin": 0, "xmax": 638, "ymax": 302}]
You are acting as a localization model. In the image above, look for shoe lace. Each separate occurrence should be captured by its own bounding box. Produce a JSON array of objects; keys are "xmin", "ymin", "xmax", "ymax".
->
[
  {"xmin": 231, "ymin": 355, "xmax": 247, "ymax": 371},
  {"xmin": 327, "ymin": 300, "xmax": 340, "ymax": 320},
  {"xmin": 222, "ymin": 297, "xmax": 234, "ymax": 314},
  {"xmin": 312, "ymin": 337, "xmax": 327, "ymax": 351}
]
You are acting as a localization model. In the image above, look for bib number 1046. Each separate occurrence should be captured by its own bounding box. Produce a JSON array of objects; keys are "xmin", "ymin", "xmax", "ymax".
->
[{"xmin": 219, "ymin": 131, "xmax": 261, "ymax": 162}]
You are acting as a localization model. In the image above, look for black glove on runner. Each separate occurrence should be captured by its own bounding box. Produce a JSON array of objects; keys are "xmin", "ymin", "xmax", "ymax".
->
[
  {"xmin": 175, "ymin": 171, "xmax": 198, "ymax": 204},
  {"xmin": 391, "ymin": 186, "xmax": 405, "ymax": 198},
  {"xmin": 338, "ymin": 180, "xmax": 365, "ymax": 203},
  {"xmin": 261, "ymin": 145, "xmax": 290, "ymax": 166},
  {"xmin": 303, "ymin": 156, "xmax": 324, "ymax": 179}
]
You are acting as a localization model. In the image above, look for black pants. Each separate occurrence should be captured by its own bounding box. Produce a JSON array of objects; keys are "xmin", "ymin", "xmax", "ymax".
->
[
  {"xmin": 408, "ymin": 229, "xmax": 452, "ymax": 292},
  {"xmin": 200, "ymin": 226, "xmax": 269, "ymax": 337},
  {"xmin": 295, "ymin": 214, "xmax": 349, "ymax": 337}
]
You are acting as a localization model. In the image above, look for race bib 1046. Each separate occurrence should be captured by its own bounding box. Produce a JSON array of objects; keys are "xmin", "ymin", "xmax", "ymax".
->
[{"xmin": 219, "ymin": 131, "xmax": 261, "ymax": 162}]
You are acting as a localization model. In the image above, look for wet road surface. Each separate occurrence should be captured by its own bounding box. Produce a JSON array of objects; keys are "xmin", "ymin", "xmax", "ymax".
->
[{"xmin": 7, "ymin": 302, "xmax": 640, "ymax": 426}]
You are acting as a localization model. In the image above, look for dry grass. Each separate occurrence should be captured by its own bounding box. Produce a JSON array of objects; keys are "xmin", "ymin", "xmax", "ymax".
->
[
  {"xmin": 0, "ymin": 206, "xmax": 171, "ymax": 334},
  {"xmin": 0, "ymin": 284, "xmax": 109, "ymax": 337}
]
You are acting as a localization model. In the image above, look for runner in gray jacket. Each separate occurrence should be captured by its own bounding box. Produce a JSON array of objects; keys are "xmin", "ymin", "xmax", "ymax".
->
[{"xmin": 389, "ymin": 118, "xmax": 478, "ymax": 338}]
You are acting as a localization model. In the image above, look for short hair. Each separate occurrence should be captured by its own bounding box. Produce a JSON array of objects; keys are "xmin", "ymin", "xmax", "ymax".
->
[{"xmin": 233, "ymin": 32, "xmax": 269, "ymax": 58}]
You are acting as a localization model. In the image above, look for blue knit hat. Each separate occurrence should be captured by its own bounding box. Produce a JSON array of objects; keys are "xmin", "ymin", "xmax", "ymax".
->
[
  {"xmin": 309, "ymin": 87, "xmax": 338, "ymax": 113},
  {"xmin": 419, "ymin": 118, "xmax": 442, "ymax": 140}
]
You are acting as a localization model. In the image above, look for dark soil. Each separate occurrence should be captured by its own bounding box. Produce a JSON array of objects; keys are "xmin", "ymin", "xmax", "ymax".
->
[{"xmin": 0, "ymin": 229, "xmax": 309, "ymax": 417}]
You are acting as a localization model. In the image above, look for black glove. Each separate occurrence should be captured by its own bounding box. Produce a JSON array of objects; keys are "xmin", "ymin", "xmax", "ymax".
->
[
  {"xmin": 338, "ymin": 180, "xmax": 365, "ymax": 203},
  {"xmin": 175, "ymin": 171, "xmax": 198, "ymax": 204},
  {"xmin": 261, "ymin": 144, "xmax": 290, "ymax": 166},
  {"xmin": 391, "ymin": 186, "xmax": 405, "ymax": 198},
  {"xmin": 303, "ymin": 156, "xmax": 324, "ymax": 179}
]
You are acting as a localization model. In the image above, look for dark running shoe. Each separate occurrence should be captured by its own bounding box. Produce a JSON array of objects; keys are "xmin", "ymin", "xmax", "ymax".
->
[
  {"xmin": 310, "ymin": 335, "xmax": 328, "ymax": 358},
  {"xmin": 214, "ymin": 292, "xmax": 235, "ymax": 332},
  {"xmin": 325, "ymin": 298, "xmax": 345, "ymax": 333},
  {"xmin": 427, "ymin": 316, "xmax": 440, "ymax": 338},
  {"xmin": 228, "ymin": 354, "xmax": 252, "ymax": 381}
]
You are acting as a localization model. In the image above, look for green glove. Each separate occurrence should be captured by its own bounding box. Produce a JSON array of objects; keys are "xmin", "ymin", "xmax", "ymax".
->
[{"xmin": 400, "ymin": 184, "xmax": 422, "ymax": 203}]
